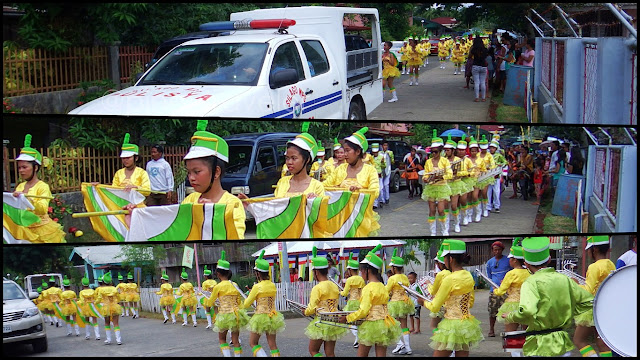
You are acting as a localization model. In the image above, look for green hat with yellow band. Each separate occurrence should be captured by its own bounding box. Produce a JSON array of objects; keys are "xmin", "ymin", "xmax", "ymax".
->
[
  {"xmin": 441, "ymin": 239, "xmax": 466, "ymax": 256},
  {"xmin": 344, "ymin": 127, "xmax": 369, "ymax": 153},
  {"xmin": 508, "ymin": 245, "xmax": 525, "ymax": 260},
  {"xmin": 184, "ymin": 120, "xmax": 229, "ymax": 163},
  {"xmin": 361, "ymin": 244, "xmax": 384, "ymax": 270},
  {"xmin": 120, "ymin": 133, "xmax": 139, "ymax": 158},
  {"xmin": 585, "ymin": 235, "xmax": 609, "ymax": 250},
  {"xmin": 37, "ymin": 286, "xmax": 43, "ymax": 293},
  {"xmin": 81, "ymin": 274, "xmax": 90, "ymax": 286},
  {"xmin": 347, "ymin": 252, "xmax": 359, "ymax": 270},
  {"xmin": 180, "ymin": 268, "xmax": 188, "ymax": 279},
  {"xmin": 316, "ymin": 140, "xmax": 325, "ymax": 157},
  {"xmin": 103, "ymin": 272, "xmax": 113, "ymax": 284},
  {"xmin": 479, "ymin": 135, "xmax": 489, "ymax": 149},
  {"xmin": 468, "ymin": 136, "xmax": 479, "ymax": 148},
  {"xmin": 522, "ymin": 237, "xmax": 551, "ymax": 266},
  {"xmin": 333, "ymin": 138, "xmax": 341, "ymax": 151},
  {"xmin": 371, "ymin": 143, "xmax": 380, "ymax": 152},
  {"xmin": 127, "ymin": 272, "xmax": 133, "ymax": 280},
  {"xmin": 310, "ymin": 246, "xmax": 328, "ymax": 270},
  {"xmin": 62, "ymin": 275, "xmax": 70, "ymax": 287},
  {"xmin": 217, "ymin": 251, "xmax": 230, "ymax": 270},
  {"xmin": 444, "ymin": 134, "xmax": 457, "ymax": 149},
  {"xmin": 16, "ymin": 134, "xmax": 42, "ymax": 165},
  {"xmin": 434, "ymin": 250, "xmax": 445, "ymax": 264},
  {"xmin": 389, "ymin": 247, "xmax": 404, "ymax": 267},
  {"xmin": 457, "ymin": 134, "xmax": 468, "ymax": 150},
  {"xmin": 161, "ymin": 270, "xmax": 169, "ymax": 281},
  {"xmin": 41, "ymin": 281, "xmax": 48, "ymax": 289},
  {"xmin": 430, "ymin": 129, "xmax": 444, "ymax": 148},
  {"xmin": 97, "ymin": 276, "xmax": 103, "ymax": 283},
  {"xmin": 118, "ymin": 273, "xmax": 123, "ymax": 281},
  {"xmin": 288, "ymin": 122, "xmax": 318, "ymax": 159},
  {"xmin": 254, "ymin": 250, "xmax": 270, "ymax": 273}
]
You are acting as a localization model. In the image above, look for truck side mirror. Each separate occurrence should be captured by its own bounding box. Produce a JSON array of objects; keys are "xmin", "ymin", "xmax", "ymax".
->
[{"xmin": 270, "ymin": 69, "xmax": 298, "ymax": 89}]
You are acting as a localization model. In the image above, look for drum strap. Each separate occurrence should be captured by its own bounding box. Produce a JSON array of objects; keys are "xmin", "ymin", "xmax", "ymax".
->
[{"xmin": 505, "ymin": 327, "xmax": 564, "ymax": 338}]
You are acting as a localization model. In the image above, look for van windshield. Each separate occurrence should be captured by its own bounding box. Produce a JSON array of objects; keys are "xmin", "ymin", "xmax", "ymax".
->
[
  {"xmin": 141, "ymin": 43, "xmax": 268, "ymax": 86},
  {"xmin": 226, "ymin": 145, "xmax": 253, "ymax": 175}
]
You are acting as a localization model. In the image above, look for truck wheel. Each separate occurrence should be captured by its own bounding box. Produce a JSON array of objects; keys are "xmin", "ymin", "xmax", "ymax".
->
[
  {"xmin": 391, "ymin": 173, "xmax": 400, "ymax": 193},
  {"xmin": 32, "ymin": 338, "xmax": 47, "ymax": 353},
  {"xmin": 348, "ymin": 100, "xmax": 364, "ymax": 120}
]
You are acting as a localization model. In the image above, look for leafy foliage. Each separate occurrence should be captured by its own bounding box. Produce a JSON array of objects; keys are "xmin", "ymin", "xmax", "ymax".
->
[
  {"xmin": 402, "ymin": 239, "xmax": 444, "ymax": 268},
  {"xmin": 3, "ymin": 246, "xmax": 76, "ymax": 280},
  {"xmin": 117, "ymin": 244, "xmax": 168, "ymax": 282},
  {"xmin": 47, "ymin": 195, "xmax": 73, "ymax": 227}
]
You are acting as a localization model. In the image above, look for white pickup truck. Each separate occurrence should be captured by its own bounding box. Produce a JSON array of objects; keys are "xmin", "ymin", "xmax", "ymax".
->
[{"xmin": 69, "ymin": 6, "xmax": 383, "ymax": 120}]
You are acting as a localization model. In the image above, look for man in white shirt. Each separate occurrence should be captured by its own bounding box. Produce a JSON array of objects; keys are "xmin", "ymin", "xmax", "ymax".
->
[
  {"xmin": 548, "ymin": 141, "xmax": 560, "ymax": 175},
  {"xmin": 380, "ymin": 141, "xmax": 394, "ymax": 205},
  {"xmin": 145, "ymin": 145, "xmax": 174, "ymax": 206}
]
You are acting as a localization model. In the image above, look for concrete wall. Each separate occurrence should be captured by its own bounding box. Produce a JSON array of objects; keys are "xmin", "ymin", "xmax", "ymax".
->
[{"xmin": 7, "ymin": 85, "xmax": 125, "ymax": 115}]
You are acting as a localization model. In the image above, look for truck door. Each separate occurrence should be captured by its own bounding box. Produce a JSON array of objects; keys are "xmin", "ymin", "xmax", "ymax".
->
[
  {"xmin": 267, "ymin": 41, "xmax": 314, "ymax": 119},
  {"xmin": 299, "ymin": 39, "xmax": 343, "ymax": 120}
]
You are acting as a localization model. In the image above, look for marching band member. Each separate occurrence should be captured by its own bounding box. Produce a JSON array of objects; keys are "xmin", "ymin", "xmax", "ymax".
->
[
  {"xmin": 573, "ymin": 236, "xmax": 615, "ymax": 357},
  {"xmin": 386, "ymin": 248, "xmax": 415, "ymax": 355},
  {"xmin": 34, "ymin": 285, "xmax": 48, "ymax": 324},
  {"xmin": 382, "ymin": 41, "xmax": 401, "ymax": 103},
  {"xmin": 427, "ymin": 250, "xmax": 451, "ymax": 334},
  {"xmin": 326, "ymin": 138, "xmax": 345, "ymax": 170},
  {"xmin": 243, "ymin": 250, "xmax": 285, "ymax": 357},
  {"xmin": 466, "ymin": 137, "xmax": 485, "ymax": 223},
  {"xmin": 341, "ymin": 252, "xmax": 365, "ymax": 348},
  {"xmin": 503, "ymin": 237, "xmax": 594, "ymax": 357},
  {"xmin": 97, "ymin": 272, "xmax": 123, "ymax": 345},
  {"xmin": 12, "ymin": 134, "xmax": 66, "ymax": 243},
  {"xmin": 399, "ymin": 37, "xmax": 410, "ymax": 75},
  {"xmin": 487, "ymin": 138, "xmax": 507, "ymax": 213},
  {"xmin": 456, "ymin": 136, "xmax": 474, "ymax": 226},
  {"xmin": 110, "ymin": 133, "xmax": 151, "ymax": 195},
  {"xmin": 39, "ymin": 281, "xmax": 54, "ymax": 326},
  {"xmin": 60, "ymin": 275, "xmax": 80, "ymax": 337},
  {"xmin": 45, "ymin": 276, "xmax": 63, "ymax": 327},
  {"xmin": 273, "ymin": 131, "xmax": 325, "ymax": 199},
  {"xmin": 200, "ymin": 265, "xmax": 218, "ymax": 330},
  {"xmin": 210, "ymin": 251, "xmax": 250, "ymax": 357},
  {"xmin": 78, "ymin": 275, "xmax": 101, "ymax": 340},
  {"xmin": 418, "ymin": 240, "xmax": 484, "ymax": 357},
  {"xmin": 406, "ymin": 36, "xmax": 426, "ymax": 86},
  {"xmin": 155, "ymin": 271, "xmax": 176, "ymax": 324},
  {"xmin": 116, "ymin": 273, "xmax": 127, "ymax": 317},
  {"xmin": 338, "ymin": 244, "xmax": 402, "ymax": 357},
  {"xmin": 438, "ymin": 36, "xmax": 448, "ymax": 69},
  {"xmin": 420, "ymin": 37, "xmax": 430, "ymax": 66},
  {"xmin": 310, "ymin": 142, "xmax": 331, "ymax": 181},
  {"xmin": 494, "ymin": 244, "xmax": 530, "ymax": 348},
  {"xmin": 422, "ymin": 130, "xmax": 453, "ymax": 236},
  {"xmin": 477, "ymin": 135, "xmax": 496, "ymax": 218},
  {"xmin": 125, "ymin": 272, "xmax": 140, "ymax": 319},
  {"xmin": 451, "ymin": 41, "xmax": 464, "ymax": 75},
  {"xmin": 304, "ymin": 246, "xmax": 347, "ymax": 357},
  {"xmin": 444, "ymin": 135, "xmax": 464, "ymax": 233},
  {"xmin": 176, "ymin": 268, "xmax": 197, "ymax": 327}
]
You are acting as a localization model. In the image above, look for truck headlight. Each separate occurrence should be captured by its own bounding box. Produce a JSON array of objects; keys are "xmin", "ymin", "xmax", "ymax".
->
[
  {"xmin": 23, "ymin": 307, "xmax": 40, "ymax": 318},
  {"xmin": 231, "ymin": 186, "xmax": 250, "ymax": 195}
]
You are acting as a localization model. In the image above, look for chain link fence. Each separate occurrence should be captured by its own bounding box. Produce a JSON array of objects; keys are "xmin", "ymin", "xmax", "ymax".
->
[{"xmin": 583, "ymin": 44, "xmax": 599, "ymax": 124}]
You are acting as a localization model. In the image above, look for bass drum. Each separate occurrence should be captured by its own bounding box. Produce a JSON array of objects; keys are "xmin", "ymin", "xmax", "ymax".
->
[{"xmin": 593, "ymin": 264, "xmax": 637, "ymax": 357}]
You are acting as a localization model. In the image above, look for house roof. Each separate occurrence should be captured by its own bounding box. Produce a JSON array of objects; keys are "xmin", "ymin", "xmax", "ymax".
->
[
  {"xmin": 69, "ymin": 246, "xmax": 134, "ymax": 266},
  {"xmin": 430, "ymin": 17, "xmax": 458, "ymax": 25}
]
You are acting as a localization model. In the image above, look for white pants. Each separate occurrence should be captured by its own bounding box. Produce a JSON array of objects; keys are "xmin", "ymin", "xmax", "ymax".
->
[
  {"xmin": 375, "ymin": 176, "xmax": 384, "ymax": 206},
  {"xmin": 381, "ymin": 173, "xmax": 391, "ymax": 202},
  {"xmin": 487, "ymin": 178, "xmax": 501, "ymax": 210}
]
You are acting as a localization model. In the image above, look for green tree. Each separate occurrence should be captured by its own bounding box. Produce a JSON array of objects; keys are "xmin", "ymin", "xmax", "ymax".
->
[
  {"xmin": 3, "ymin": 246, "xmax": 76, "ymax": 280},
  {"xmin": 117, "ymin": 244, "xmax": 167, "ymax": 282},
  {"xmin": 402, "ymin": 238, "xmax": 444, "ymax": 269}
]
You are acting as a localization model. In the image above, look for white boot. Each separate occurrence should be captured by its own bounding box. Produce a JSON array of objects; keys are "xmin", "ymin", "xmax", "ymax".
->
[
  {"xmin": 398, "ymin": 332, "xmax": 412, "ymax": 354},
  {"xmin": 220, "ymin": 344, "xmax": 231, "ymax": 357},
  {"xmin": 104, "ymin": 328, "xmax": 112, "ymax": 344},
  {"xmin": 162, "ymin": 309, "xmax": 168, "ymax": 323},
  {"xmin": 483, "ymin": 201, "xmax": 489, "ymax": 217},
  {"xmin": 454, "ymin": 212, "xmax": 461, "ymax": 233},
  {"xmin": 351, "ymin": 328, "xmax": 359, "ymax": 347},
  {"xmin": 254, "ymin": 346, "xmax": 268, "ymax": 357},
  {"xmin": 94, "ymin": 323, "xmax": 101, "ymax": 340},
  {"xmin": 66, "ymin": 323, "xmax": 72, "ymax": 336},
  {"xmin": 440, "ymin": 218, "xmax": 449, "ymax": 236},
  {"xmin": 388, "ymin": 90, "xmax": 398, "ymax": 103},
  {"xmin": 475, "ymin": 204, "xmax": 482, "ymax": 222},
  {"xmin": 415, "ymin": 75, "xmax": 419, "ymax": 85},
  {"xmin": 206, "ymin": 313, "xmax": 212, "ymax": 329},
  {"xmin": 115, "ymin": 328, "xmax": 122, "ymax": 345},
  {"xmin": 85, "ymin": 324, "xmax": 92, "ymax": 339},
  {"xmin": 171, "ymin": 313, "xmax": 176, "ymax": 324},
  {"xmin": 409, "ymin": 75, "xmax": 414, "ymax": 86},
  {"xmin": 191, "ymin": 313, "xmax": 197, "ymax": 327},
  {"xmin": 392, "ymin": 339, "xmax": 405, "ymax": 354},
  {"xmin": 182, "ymin": 313, "xmax": 188, "ymax": 326},
  {"xmin": 234, "ymin": 347, "xmax": 243, "ymax": 357},
  {"xmin": 74, "ymin": 323, "xmax": 80, "ymax": 336},
  {"xmin": 461, "ymin": 208, "xmax": 469, "ymax": 225},
  {"xmin": 429, "ymin": 220, "xmax": 437, "ymax": 236}
]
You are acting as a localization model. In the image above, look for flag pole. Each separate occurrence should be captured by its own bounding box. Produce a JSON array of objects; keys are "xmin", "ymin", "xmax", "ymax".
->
[{"xmin": 194, "ymin": 243, "xmax": 201, "ymax": 292}]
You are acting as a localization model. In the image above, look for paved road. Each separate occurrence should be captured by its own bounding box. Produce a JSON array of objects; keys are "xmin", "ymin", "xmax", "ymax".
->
[
  {"xmin": 11, "ymin": 289, "xmax": 582, "ymax": 357},
  {"xmin": 369, "ymin": 56, "xmax": 491, "ymax": 122},
  {"xmin": 244, "ymin": 184, "xmax": 538, "ymax": 239}
]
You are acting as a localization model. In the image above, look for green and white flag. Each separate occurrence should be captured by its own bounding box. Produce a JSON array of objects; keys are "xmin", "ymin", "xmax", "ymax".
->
[
  {"xmin": 3, "ymin": 192, "xmax": 41, "ymax": 244},
  {"xmin": 182, "ymin": 246, "xmax": 195, "ymax": 269},
  {"xmin": 246, "ymin": 195, "xmax": 328, "ymax": 239},
  {"xmin": 326, "ymin": 190, "xmax": 378, "ymax": 238}
]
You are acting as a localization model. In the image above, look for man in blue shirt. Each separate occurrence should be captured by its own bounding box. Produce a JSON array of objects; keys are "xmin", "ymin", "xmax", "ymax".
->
[{"xmin": 486, "ymin": 240, "xmax": 512, "ymax": 337}]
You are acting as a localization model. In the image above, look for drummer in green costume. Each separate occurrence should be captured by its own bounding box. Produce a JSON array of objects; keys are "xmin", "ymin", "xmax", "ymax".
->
[{"xmin": 503, "ymin": 236, "xmax": 594, "ymax": 356}]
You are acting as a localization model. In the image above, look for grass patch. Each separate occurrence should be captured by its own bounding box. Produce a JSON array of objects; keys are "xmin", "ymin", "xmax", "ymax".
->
[
  {"xmin": 490, "ymin": 91, "xmax": 529, "ymax": 123},
  {"xmin": 537, "ymin": 190, "xmax": 578, "ymax": 233}
]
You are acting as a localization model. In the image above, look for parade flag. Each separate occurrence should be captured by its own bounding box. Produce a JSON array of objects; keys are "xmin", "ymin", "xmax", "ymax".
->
[
  {"xmin": 125, "ymin": 203, "xmax": 239, "ymax": 241},
  {"xmin": 288, "ymin": 256, "xmax": 296, "ymax": 268},
  {"xmin": 182, "ymin": 246, "xmax": 195, "ymax": 269},
  {"xmin": 246, "ymin": 195, "xmax": 328, "ymax": 239},
  {"xmin": 326, "ymin": 190, "xmax": 376, "ymax": 238},
  {"xmin": 81, "ymin": 183, "xmax": 146, "ymax": 242},
  {"xmin": 3, "ymin": 192, "xmax": 41, "ymax": 243},
  {"xmin": 89, "ymin": 303, "xmax": 104, "ymax": 319}
]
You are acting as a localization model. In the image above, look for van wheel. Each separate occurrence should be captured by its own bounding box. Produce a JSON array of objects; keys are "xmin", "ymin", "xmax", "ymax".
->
[
  {"xmin": 32, "ymin": 338, "xmax": 47, "ymax": 353},
  {"xmin": 348, "ymin": 100, "xmax": 364, "ymax": 120},
  {"xmin": 390, "ymin": 173, "xmax": 400, "ymax": 193}
]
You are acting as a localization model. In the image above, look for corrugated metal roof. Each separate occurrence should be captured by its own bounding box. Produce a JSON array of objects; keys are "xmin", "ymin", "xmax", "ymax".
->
[{"xmin": 70, "ymin": 246, "xmax": 128, "ymax": 266}]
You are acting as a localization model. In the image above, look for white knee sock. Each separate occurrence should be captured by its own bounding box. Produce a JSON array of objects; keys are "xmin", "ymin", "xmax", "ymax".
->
[
  {"xmin": 171, "ymin": 313, "xmax": 176, "ymax": 322},
  {"xmin": 206, "ymin": 313, "xmax": 212, "ymax": 327},
  {"xmin": 220, "ymin": 343, "xmax": 231, "ymax": 357},
  {"xmin": 191, "ymin": 313, "xmax": 197, "ymax": 324},
  {"xmin": 94, "ymin": 323, "xmax": 101, "ymax": 339},
  {"xmin": 162, "ymin": 309, "xmax": 168, "ymax": 320},
  {"xmin": 182, "ymin": 313, "xmax": 187, "ymax": 323}
]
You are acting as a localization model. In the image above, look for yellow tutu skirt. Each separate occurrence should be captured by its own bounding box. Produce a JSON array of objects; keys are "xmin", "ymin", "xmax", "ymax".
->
[
  {"xmin": 159, "ymin": 295, "xmax": 175, "ymax": 307},
  {"xmin": 100, "ymin": 302, "xmax": 122, "ymax": 317},
  {"xmin": 23, "ymin": 215, "xmax": 66, "ymax": 243},
  {"xmin": 60, "ymin": 301, "xmax": 77, "ymax": 316},
  {"xmin": 382, "ymin": 65, "xmax": 401, "ymax": 79},
  {"xmin": 406, "ymin": 58, "xmax": 423, "ymax": 67},
  {"xmin": 126, "ymin": 293, "xmax": 140, "ymax": 302},
  {"xmin": 180, "ymin": 295, "xmax": 197, "ymax": 308}
]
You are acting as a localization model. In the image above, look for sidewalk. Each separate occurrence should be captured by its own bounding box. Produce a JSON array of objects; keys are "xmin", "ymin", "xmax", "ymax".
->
[{"xmin": 369, "ymin": 57, "xmax": 491, "ymax": 122}]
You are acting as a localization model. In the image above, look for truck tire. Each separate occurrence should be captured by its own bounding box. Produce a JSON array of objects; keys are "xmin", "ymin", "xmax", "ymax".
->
[
  {"xmin": 390, "ymin": 173, "xmax": 400, "ymax": 193},
  {"xmin": 32, "ymin": 338, "xmax": 47, "ymax": 353},
  {"xmin": 348, "ymin": 100, "xmax": 364, "ymax": 120}
]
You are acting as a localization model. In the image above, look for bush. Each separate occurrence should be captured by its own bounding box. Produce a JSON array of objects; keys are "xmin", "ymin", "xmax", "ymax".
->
[
  {"xmin": 75, "ymin": 79, "xmax": 117, "ymax": 106},
  {"xmin": 47, "ymin": 195, "xmax": 73, "ymax": 227}
]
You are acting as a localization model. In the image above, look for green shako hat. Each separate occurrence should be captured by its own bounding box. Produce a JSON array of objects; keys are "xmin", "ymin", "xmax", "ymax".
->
[
  {"xmin": 37, "ymin": 286, "xmax": 43, "ymax": 293},
  {"xmin": 127, "ymin": 272, "xmax": 133, "ymax": 280},
  {"xmin": 434, "ymin": 250, "xmax": 445, "ymax": 264},
  {"xmin": 118, "ymin": 273, "xmax": 123, "ymax": 281},
  {"xmin": 361, "ymin": 244, "xmax": 384, "ymax": 270},
  {"xmin": 161, "ymin": 270, "xmax": 169, "ymax": 281},
  {"xmin": 333, "ymin": 138, "xmax": 341, "ymax": 151},
  {"xmin": 184, "ymin": 120, "xmax": 229, "ymax": 162},
  {"xmin": 389, "ymin": 248, "xmax": 404, "ymax": 267},
  {"xmin": 430, "ymin": 129, "xmax": 444, "ymax": 148},
  {"xmin": 479, "ymin": 135, "xmax": 489, "ymax": 149},
  {"xmin": 344, "ymin": 127, "xmax": 369, "ymax": 153},
  {"xmin": 203, "ymin": 265, "xmax": 212, "ymax": 276},
  {"xmin": 371, "ymin": 143, "xmax": 380, "ymax": 152},
  {"xmin": 288, "ymin": 122, "xmax": 318, "ymax": 159},
  {"xmin": 180, "ymin": 268, "xmax": 188, "ymax": 280},
  {"xmin": 62, "ymin": 275, "xmax": 70, "ymax": 287},
  {"xmin": 508, "ymin": 245, "xmax": 525, "ymax": 260},
  {"xmin": 585, "ymin": 235, "xmax": 609, "ymax": 250},
  {"xmin": 97, "ymin": 276, "xmax": 103, "ymax": 283},
  {"xmin": 49, "ymin": 276, "xmax": 56, "ymax": 283},
  {"xmin": 81, "ymin": 274, "xmax": 90, "ymax": 286},
  {"xmin": 444, "ymin": 134, "xmax": 457, "ymax": 149},
  {"xmin": 468, "ymin": 136, "xmax": 479, "ymax": 148},
  {"xmin": 457, "ymin": 134, "xmax": 468, "ymax": 150},
  {"xmin": 316, "ymin": 139, "xmax": 325, "ymax": 157},
  {"xmin": 41, "ymin": 281, "xmax": 48, "ymax": 289},
  {"xmin": 217, "ymin": 251, "xmax": 230, "ymax": 270},
  {"xmin": 310, "ymin": 246, "xmax": 328, "ymax": 270},
  {"xmin": 347, "ymin": 252, "xmax": 359, "ymax": 269},
  {"xmin": 441, "ymin": 239, "xmax": 466, "ymax": 256},
  {"xmin": 254, "ymin": 250, "xmax": 270, "ymax": 273},
  {"xmin": 522, "ymin": 237, "xmax": 551, "ymax": 266},
  {"xmin": 16, "ymin": 134, "xmax": 43, "ymax": 165},
  {"xmin": 120, "ymin": 133, "xmax": 139, "ymax": 158},
  {"xmin": 103, "ymin": 272, "xmax": 113, "ymax": 284}
]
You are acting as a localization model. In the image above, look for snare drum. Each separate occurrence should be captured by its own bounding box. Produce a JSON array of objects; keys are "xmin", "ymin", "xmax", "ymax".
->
[
  {"xmin": 501, "ymin": 330, "xmax": 527, "ymax": 353},
  {"xmin": 593, "ymin": 264, "xmax": 637, "ymax": 357}
]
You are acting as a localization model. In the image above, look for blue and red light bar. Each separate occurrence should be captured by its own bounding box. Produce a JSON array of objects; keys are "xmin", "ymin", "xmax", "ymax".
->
[{"xmin": 199, "ymin": 19, "xmax": 296, "ymax": 32}]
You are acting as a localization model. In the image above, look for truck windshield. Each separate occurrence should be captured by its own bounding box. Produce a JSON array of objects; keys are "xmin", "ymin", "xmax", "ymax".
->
[
  {"xmin": 226, "ymin": 145, "xmax": 253, "ymax": 175},
  {"xmin": 141, "ymin": 43, "xmax": 268, "ymax": 86},
  {"xmin": 3, "ymin": 282, "xmax": 26, "ymax": 301}
]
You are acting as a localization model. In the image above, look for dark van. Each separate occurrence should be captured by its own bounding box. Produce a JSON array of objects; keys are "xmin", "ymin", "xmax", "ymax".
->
[{"xmin": 222, "ymin": 133, "xmax": 297, "ymax": 200}]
